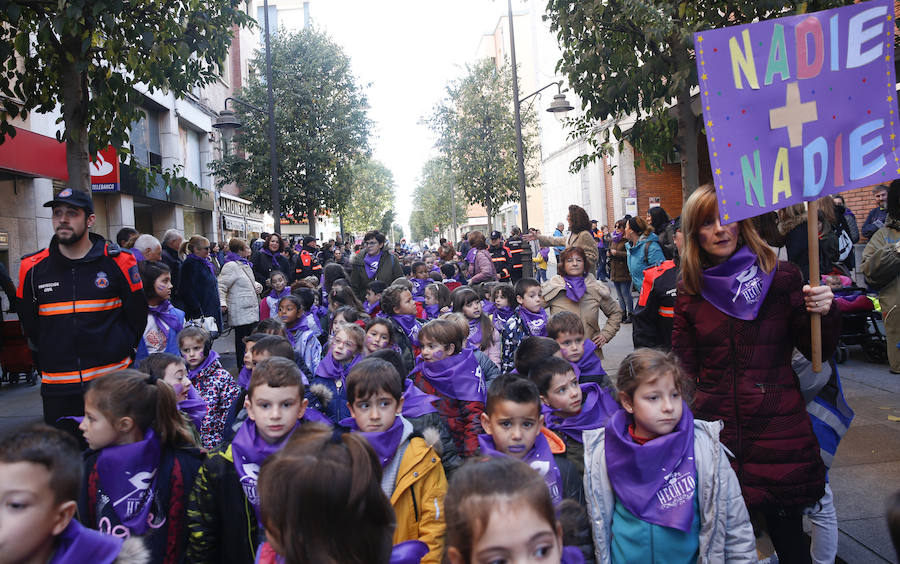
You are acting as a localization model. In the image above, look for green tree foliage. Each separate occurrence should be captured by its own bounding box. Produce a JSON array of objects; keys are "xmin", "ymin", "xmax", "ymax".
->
[
  {"xmin": 0, "ymin": 0, "xmax": 251, "ymax": 193},
  {"xmin": 413, "ymin": 156, "xmax": 467, "ymax": 238},
  {"xmin": 337, "ymin": 158, "xmax": 395, "ymax": 234},
  {"xmin": 544, "ymin": 0, "xmax": 850, "ymax": 198},
  {"xmin": 428, "ymin": 59, "xmax": 537, "ymax": 232},
  {"xmin": 210, "ymin": 25, "xmax": 371, "ymax": 236},
  {"xmin": 409, "ymin": 209, "xmax": 430, "ymax": 243}
]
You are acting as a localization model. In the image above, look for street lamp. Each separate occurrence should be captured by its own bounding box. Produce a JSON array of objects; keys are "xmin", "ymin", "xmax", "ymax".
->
[{"xmin": 507, "ymin": 0, "xmax": 574, "ymax": 276}]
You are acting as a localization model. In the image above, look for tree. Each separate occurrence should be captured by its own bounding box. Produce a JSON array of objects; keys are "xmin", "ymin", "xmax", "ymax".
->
[
  {"xmin": 0, "ymin": 0, "xmax": 251, "ymax": 193},
  {"xmin": 544, "ymin": 0, "xmax": 850, "ymax": 199},
  {"xmin": 414, "ymin": 156, "xmax": 466, "ymax": 238},
  {"xmin": 335, "ymin": 158, "xmax": 395, "ymax": 234},
  {"xmin": 409, "ymin": 209, "xmax": 430, "ymax": 243},
  {"xmin": 210, "ymin": 25, "xmax": 371, "ymax": 236},
  {"xmin": 428, "ymin": 59, "xmax": 537, "ymax": 232}
]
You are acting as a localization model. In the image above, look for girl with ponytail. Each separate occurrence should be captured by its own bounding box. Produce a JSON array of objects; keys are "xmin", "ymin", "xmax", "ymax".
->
[{"xmin": 77, "ymin": 369, "xmax": 204, "ymax": 564}]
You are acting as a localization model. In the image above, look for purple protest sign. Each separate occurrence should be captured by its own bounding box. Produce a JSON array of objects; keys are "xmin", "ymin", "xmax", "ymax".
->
[{"xmin": 694, "ymin": 0, "xmax": 899, "ymax": 224}]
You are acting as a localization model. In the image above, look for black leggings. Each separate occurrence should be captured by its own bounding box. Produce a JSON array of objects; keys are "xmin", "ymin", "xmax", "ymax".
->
[
  {"xmin": 754, "ymin": 507, "xmax": 812, "ymax": 564},
  {"xmin": 234, "ymin": 323, "xmax": 254, "ymax": 369}
]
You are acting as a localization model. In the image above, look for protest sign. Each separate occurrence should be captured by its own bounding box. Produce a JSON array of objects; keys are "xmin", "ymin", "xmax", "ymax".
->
[{"xmin": 694, "ymin": 0, "xmax": 899, "ymax": 225}]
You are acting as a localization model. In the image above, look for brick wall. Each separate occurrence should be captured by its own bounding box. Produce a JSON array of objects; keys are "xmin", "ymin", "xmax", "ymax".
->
[
  {"xmin": 633, "ymin": 155, "xmax": 684, "ymax": 220},
  {"xmin": 836, "ymin": 184, "xmax": 884, "ymax": 239},
  {"xmin": 603, "ymin": 154, "xmax": 615, "ymax": 228}
]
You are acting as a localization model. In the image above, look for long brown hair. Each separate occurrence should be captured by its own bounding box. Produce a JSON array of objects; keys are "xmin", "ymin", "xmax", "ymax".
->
[
  {"xmin": 450, "ymin": 287, "xmax": 494, "ymax": 351},
  {"xmin": 468, "ymin": 231, "xmax": 487, "ymax": 250},
  {"xmin": 681, "ymin": 184, "xmax": 776, "ymax": 295},
  {"xmin": 567, "ymin": 205, "xmax": 591, "ymax": 234}
]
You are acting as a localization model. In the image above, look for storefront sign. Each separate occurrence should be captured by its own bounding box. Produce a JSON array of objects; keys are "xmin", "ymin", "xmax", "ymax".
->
[{"xmin": 90, "ymin": 146, "xmax": 120, "ymax": 192}]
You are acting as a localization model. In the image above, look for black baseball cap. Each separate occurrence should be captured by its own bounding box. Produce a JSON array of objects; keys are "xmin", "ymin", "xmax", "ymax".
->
[
  {"xmin": 490, "ymin": 230, "xmax": 502, "ymax": 240},
  {"xmin": 303, "ymin": 235, "xmax": 318, "ymax": 246},
  {"xmin": 591, "ymin": 219, "xmax": 598, "ymax": 224},
  {"xmin": 43, "ymin": 188, "xmax": 94, "ymax": 213}
]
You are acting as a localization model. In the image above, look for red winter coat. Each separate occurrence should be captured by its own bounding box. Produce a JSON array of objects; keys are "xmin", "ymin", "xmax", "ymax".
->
[{"xmin": 672, "ymin": 261, "xmax": 839, "ymax": 511}]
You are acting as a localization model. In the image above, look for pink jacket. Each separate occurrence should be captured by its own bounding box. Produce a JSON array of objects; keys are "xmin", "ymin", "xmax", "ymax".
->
[{"xmin": 468, "ymin": 248, "xmax": 497, "ymax": 284}]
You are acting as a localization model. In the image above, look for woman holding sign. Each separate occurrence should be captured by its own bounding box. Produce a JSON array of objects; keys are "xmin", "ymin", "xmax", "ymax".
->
[{"xmin": 672, "ymin": 184, "xmax": 840, "ymax": 564}]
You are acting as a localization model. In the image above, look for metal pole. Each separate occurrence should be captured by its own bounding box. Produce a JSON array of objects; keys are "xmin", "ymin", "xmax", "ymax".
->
[
  {"xmin": 450, "ymin": 181, "xmax": 458, "ymax": 244},
  {"xmin": 507, "ymin": 0, "xmax": 534, "ymax": 277},
  {"xmin": 262, "ymin": 0, "xmax": 281, "ymax": 235}
]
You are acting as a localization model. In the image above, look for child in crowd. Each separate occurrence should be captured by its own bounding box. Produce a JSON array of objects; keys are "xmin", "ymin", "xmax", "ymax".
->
[
  {"xmin": 478, "ymin": 374, "xmax": 583, "ymax": 506},
  {"xmin": 440, "ymin": 263, "xmax": 462, "ymax": 291},
  {"xmin": 491, "ymin": 283, "xmax": 517, "ymax": 331},
  {"xmin": 0, "ymin": 424, "xmax": 150, "ymax": 563},
  {"xmin": 500, "ymin": 278, "xmax": 550, "ymax": 372},
  {"xmin": 410, "ymin": 318, "xmax": 486, "ymax": 458},
  {"xmin": 178, "ymin": 326, "xmax": 242, "ymax": 450},
  {"xmin": 443, "ymin": 312, "xmax": 502, "ymax": 389},
  {"xmin": 364, "ymin": 317, "xmax": 395, "ymax": 355},
  {"xmin": 329, "ymin": 285, "xmax": 365, "ymax": 316},
  {"xmin": 513, "ymin": 336, "xmax": 562, "ymax": 376},
  {"xmin": 549, "ymin": 311, "xmax": 610, "ymax": 387},
  {"xmin": 423, "ymin": 282, "xmax": 451, "ymax": 320},
  {"xmin": 423, "ymin": 251, "xmax": 439, "ymax": 273},
  {"xmin": 330, "ymin": 305, "xmax": 363, "ymax": 336},
  {"xmin": 292, "ymin": 286, "xmax": 324, "ymax": 340},
  {"xmin": 237, "ymin": 333, "xmax": 264, "ymax": 390},
  {"xmin": 583, "ymin": 349, "xmax": 756, "ymax": 563},
  {"xmin": 254, "ymin": 317, "xmax": 286, "ymax": 337},
  {"xmin": 345, "ymin": 358, "xmax": 447, "ymax": 562},
  {"xmin": 258, "ymin": 271, "xmax": 289, "ymax": 320},
  {"xmin": 444, "ymin": 457, "xmax": 582, "ymax": 564},
  {"xmin": 530, "ymin": 357, "xmax": 619, "ymax": 474},
  {"xmin": 254, "ymin": 424, "xmax": 397, "ymax": 564},
  {"xmin": 310, "ymin": 323, "xmax": 365, "ymax": 424},
  {"xmin": 187, "ymin": 358, "xmax": 309, "ymax": 563},
  {"xmin": 381, "ymin": 284, "xmax": 422, "ymax": 372},
  {"xmin": 452, "ymin": 286, "xmax": 501, "ymax": 366},
  {"xmin": 278, "ymin": 294, "xmax": 322, "ymax": 375},
  {"xmin": 139, "ymin": 352, "xmax": 207, "ymax": 440},
  {"xmin": 824, "ymin": 274, "xmax": 875, "ymax": 313},
  {"xmin": 364, "ymin": 280, "xmax": 387, "ymax": 316},
  {"xmin": 137, "ymin": 260, "xmax": 185, "ymax": 361},
  {"xmin": 410, "ymin": 261, "xmax": 430, "ymax": 303},
  {"xmin": 476, "ymin": 283, "xmax": 497, "ymax": 317},
  {"xmin": 78, "ymin": 370, "xmax": 203, "ymax": 563}
]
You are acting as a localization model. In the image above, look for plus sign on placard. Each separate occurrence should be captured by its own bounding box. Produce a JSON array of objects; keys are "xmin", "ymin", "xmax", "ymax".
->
[{"xmin": 769, "ymin": 82, "xmax": 818, "ymax": 148}]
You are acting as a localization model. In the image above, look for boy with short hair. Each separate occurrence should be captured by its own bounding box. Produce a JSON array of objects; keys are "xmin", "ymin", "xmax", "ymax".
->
[
  {"xmin": 345, "ymin": 358, "xmax": 447, "ymax": 563},
  {"xmin": 364, "ymin": 280, "xmax": 387, "ymax": 316},
  {"xmin": 0, "ymin": 424, "xmax": 148, "ymax": 563},
  {"xmin": 529, "ymin": 357, "xmax": 619, "ymax": 474},
  {"xmin": 187, "ymin": 357, "xmax": 309, "ymax": 564},
  {"xmin": 410, "ymin": 261, "xmax": 430, "ymax": 304},
  {"xmin": 499, "ymin": 278, "xmax": 550, "ymax": 372},
  {"xmin": 548, "ymin": 311, "xmax": 610, "ymax": 387},
  {"xmin": 478, "ymin": 374, "xmax": 583, "ymax": 505},
  {"xmin": 440, "ymin": 263, "xmax": 462, "ymax": 291},
  {"xmin": 380, "ymin": 284, "xmax": 422, "ymax": 372},
  {"xmin": 513, "ymin": 336, "xmax": 562, "ymax": 377}
]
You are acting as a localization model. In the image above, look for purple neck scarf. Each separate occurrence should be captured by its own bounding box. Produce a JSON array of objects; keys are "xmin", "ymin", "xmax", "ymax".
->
[
  {"xmin": 564, "ymin": 275, "xmax": 587, "ymax": 302},
  {"xmin": 413, "ymin": 348, "xmax": 485, "ymax": 402},
  {"xmin": 268, "ymin": 287, "xmax": 290, "ymax": 301},
  {"xmin": 481, "ymin": 299, "xmax": 496, "ymax": 316},
  {"xmin": 611, "ymin": 231, "xmax": 623, "ymax": 243},
  {"xmin": 605, "ymin": 406, "xmax": 697, "ymax": 531},
  {"xmin": 177, "ymin": 385, "xmax": 208, "ymax": 431},
  {"xmin": 561, "ymin": 546, "xmax": 586, "ymax": 564},
  {"xmin": 303, "ymin": 406, "xmax": 332, "ymax": 425},
  {"xmin": 518, "ymin": 306, "xmax": 548, "ymax": 337},
  {"xmin": 390, "ymin": 540, "xmax": 430, "ymax": 564},
  {"xmin": 424, "ymin": 303, "xmax": 440, "ymax": 319},
  {"xmin": 188, "ymin": 350, "xmax": 219, "ymax": 382},
  {"xmin": 148, "ymin": 300, "xmax": 182, "ymax": 335},
  {"xmin": 50, "ymin": 519, "xmax": 122, "ymax": 564},
  {"xmin": 364, "ymin": 299, "xmax": 381, "ymax": 315},
  {"xmin": 232, "ymin": 420, "xmax": 301, "ymax": 524},
  {"xmin": 315, "ymin": 352, "xmax": 362, "ymax": 388},
  {"xmin": 401, "ymin": 379, "xmax": 439, "ymax": 418},
  {"xmin": 349, "ymin": 417, "xmax": 406, "ymax": 467},
  {"xmin": 466, "ymin": 318, "xmax": 483, "ymax": 350},
  {"xmin": 701, "ymin": 246, "xmax": 775, "ymax": 321},
  {"xmin": 188, "ymin": 253, "xmax": 216, "ymax": 276},
  {"xmin": 96, "ymin": 429, "xmax": 161, "ymax": 535},
  {"xmin": 238, "ymin": 366, "xmax": 252, "ymax": 390},
  {"xmin": 224, "ymin": 251, "xmax": 251, "ymax": 267},
  {"xmin": 364, "ymin": 252, "xmax": 380, "ymax": 278},
  {"xmin": 478, "ymin": 433, "xmax": 563, "ymax": 505},
  {"xmin": 411, "ymin": 278, "xmax": 428, "ymax": 301},
  {"xmin": 544, "ymin": 383, "xmax": 620, "ymax": 443},
  {"xmin": 285, "ymin": 319, "xmax": 307, "ymax": 348},
  {"xmin": 493, "ymin": 306, "xmax": 515, "ymax": 328},
  {"xmin": 574, "ymin": 339, "xmax": 606, "ymax": 377},
  {"xmin": 391, "ymin": 314, "xmax": 420, "ymax": 347},
  {"xmin": 260, "ymin": 246, "xmax": 280, "ymax": 261}
]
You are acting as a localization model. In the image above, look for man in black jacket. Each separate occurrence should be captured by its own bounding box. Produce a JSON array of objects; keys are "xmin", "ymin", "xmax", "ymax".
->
[
  {"xmin": 161, "ymin": 228, "xmax": 184, "ymax": 307},
  {"xmin": 291, "ymin": 235, "xmax": 322, "ymax": 281},
  {"xmin": 632, "ymin": 217, "xmax": 682, "ymax": 351},
  {"xmin": 488, "ymin": 230, "xmax": 512, "ymax": 282},
  {"xmin": 17, "ymin": 189, "xmax": 148, "ymax": 439},
  {"xmin": 506, "ymin": 227, "xmax": 525, "ymax": 283}
]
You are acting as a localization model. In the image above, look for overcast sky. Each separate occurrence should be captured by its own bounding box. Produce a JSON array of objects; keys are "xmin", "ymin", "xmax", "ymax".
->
[{"xmin": 281, "ymin": 1, "xmax": 512, "ymax": 235}]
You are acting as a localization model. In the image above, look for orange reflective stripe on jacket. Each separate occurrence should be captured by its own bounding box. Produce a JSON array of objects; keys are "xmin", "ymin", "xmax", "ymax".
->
[
  {"xmin": 40, "ymin": 357, "xmax": 131, "ymax": 385},
  {"xmin": 658, "ymin": 306, "xmax": 674, "ymax": 318},
  {"xmin": 38, "ymin": 297, "xmax": 123, "ymax": 316}
]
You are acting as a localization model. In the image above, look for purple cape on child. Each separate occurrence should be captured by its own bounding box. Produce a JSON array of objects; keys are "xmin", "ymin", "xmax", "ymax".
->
[
  {"xmin": 478, "ymin": 433, "xmax": 563, "ymax": 505},
  {"xmin": 267, "ymin": 287, "xmax": 290, "ymax": 301},
  {"xmin": 410, "ymin": 278, "xmax": 428, "ymax": 302},
  {"xmin": 424, "ymin": 303, "xmax": 440, "ymax": 320},
  {"xmin": 96, "ymin": 429, "xmax": 161, "ymax": 534},
  {"xmin": 232, "ymin": 420, "xmax": 301, "ymax": 524},
  {"xmin": 493, "ymin": 306, "xmax": 515, "ymax": 328},
  {"xmin": 604, "ymin": 405, "xmax": 697, "ymax": 532},
  {"xmin": 401, "ymin": 379, "xmax": 439, "ymax": 418},
  {"xmin": 344, "ymin": 417, "xmax": 406, "ymax": 467},
  {"xmin": 50, "ymin": 519, "xmax": 123, "ymax": 564},
  {"xmin": 700, "ymin": 246, "xmax": 775, "ymax": 321},
  {"xmin": 543, "ymin": 383, "xmax": 620, "ymax": 443},
  {"xmin": 574, "ymin": 339, "xmax": 606, "ymax": 377},
  {"xmin": 364, "ymin": 299, "xmax": 381, "ymax": 315},
  {"xmin": 412, "ymin": 348, "xmax": 485, "ymax": 402},
  {"xmin": 391, "ymin": 314, "xmax": 421, "ymax": 347},
  {"xmin": 188, "ymin": 350, "xmax": 220, "ymax": 381},
  {"xmin": 518, "ymin": 306, "xmax": 548, "ymax": 337}
]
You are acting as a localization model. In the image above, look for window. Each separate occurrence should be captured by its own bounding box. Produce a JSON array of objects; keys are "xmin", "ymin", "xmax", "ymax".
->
[
  {"xmin": 179, "ymin": 125, "xmax": 202, "ymax": 186},
  {"xmin": 130, "ymin": 109, "xmax": 161, "ymax": 168}
]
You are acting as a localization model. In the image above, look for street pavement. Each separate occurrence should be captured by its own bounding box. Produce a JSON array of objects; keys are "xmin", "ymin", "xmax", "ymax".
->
[{"xmin": 1, "ymin": 312, "xmax": 898, "ymax": 563}]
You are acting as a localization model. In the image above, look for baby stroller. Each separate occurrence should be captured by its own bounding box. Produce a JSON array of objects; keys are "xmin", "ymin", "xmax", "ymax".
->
[
  {"xmin": 832, "ymin": 286, "xmax": 887, "ymax": 364},
  {"xmin": 0, "ymin": 320, "xmax": 38, "ymax": 386}
]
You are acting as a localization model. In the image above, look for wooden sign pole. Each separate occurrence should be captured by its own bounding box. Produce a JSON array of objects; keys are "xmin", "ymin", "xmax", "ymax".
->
[{"xmin": 806, "ymin": 199, "xmax": 822, "ymax": 373}]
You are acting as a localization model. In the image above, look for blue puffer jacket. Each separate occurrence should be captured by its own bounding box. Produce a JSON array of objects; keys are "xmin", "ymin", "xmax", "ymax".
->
[{"xmin": 625, "ymin": 233, "xmax": 665, "ymax": 291}]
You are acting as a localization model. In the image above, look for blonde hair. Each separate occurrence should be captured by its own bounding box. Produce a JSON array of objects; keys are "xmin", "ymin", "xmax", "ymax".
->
[
  {"xmin": 334, "ymin": 323, "xmax": 365, "ymax": 354},
  {"xmin": 681, "ymin": 184, "xmax": 776, "ymax": 295},
  {"xmin": 185, "ymin": 235, "xmax": 210, "ymax": 255}
]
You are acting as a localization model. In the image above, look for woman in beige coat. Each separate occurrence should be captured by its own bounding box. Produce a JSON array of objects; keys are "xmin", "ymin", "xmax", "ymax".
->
[
  {"xmin": 218, "ymin": 237, "xmax": 263, "ymax": 363},
  {"xmin": 543, "ymin": 246, "xmax": 622, "ymax": 355},
  {"xmin": 526, "ymin": 204, "xmax": 599, "ymax": 275}
]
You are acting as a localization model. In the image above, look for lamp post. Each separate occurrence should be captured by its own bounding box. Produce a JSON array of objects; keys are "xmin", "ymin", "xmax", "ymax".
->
[{"xmin": 507, "ymin": 0, "xmax": 574, "ymax": 277}]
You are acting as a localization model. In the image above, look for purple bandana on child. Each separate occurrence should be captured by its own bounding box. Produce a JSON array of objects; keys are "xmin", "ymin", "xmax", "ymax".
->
[
  {"xmin": 177, "ymin": 385, "xmax": 209, "ymax": 431},
  {"xmin": 390, "ymin": 540, "xmax": 430, "ymax": 564},
  {"xmin": 232, "ymin": 420, "xmax": 301, "ymax": 524},
  {"xmin": 284, "ymin": 320, "xmax": 308, "ymax": 348},
  {"xmin": 148, "ymin": 300, "xmax": 183, "ymax": 335},
  {"xmin": 700, "ymin": 246, "xmax": 775, "ymax": 321},
  {"xmin": 50, "ymin": 519, "xmax": 123, "ymax": 564},
  {"xmin": 564, "ymin": 275, "xmax": 587, "ymax": 302},
  {"xmin": 413, "ymin": 348, "xmax": 485, "ymax": 402},
  {"xmin": 481, "ymin": 299, "xmax": 496, "ymax": 316},
  {"xmin": 543, "ymin": 383, "xmax": 620, "ymax": 443},
  {"xmin": 465, "ymin": 247, "xmax": 476, "ymax": 265},
  {"xmin": 493, "ymin": 306, "xmax": 515, "ymax": 329},
  {"xmin": 238, "ymin": 366, "xmax": 252, "ymax": 390},
  {"xmin": 391, "ymin": 314, "xmax": 420, "ymax": 347},
  {"xmin": 364, "ymin": 299, "xmax": 381, "ymax": 315},
  {"xmin": 188, "ymin": 253, "xmax": 216, "ymax": 276},
  {"xmin": 364, "ymin": 252, "xmax": 380, "ymax": 278},
  {"xmin": 604, "ymin": 406, "xmax": 697, "ymax": 531},
  {"xmin": 424, "ymin": 303, "xmax": 440, "ymax": 320},
  {"xmin": 575, "ymin": 339, "xmax": 606, "ymax": 378},
  {"xmin": 188, "ymin": 350, "xmax": 220, "ymax": 381},
  {"xmin": 96, "ymin": 429, "xmax": 161, "ymax": 534},
  {"xmin": 478, "ymin": 433, "xmax": 563, "ymax": 505},
  {"xmin": 224, "ymin": 251, "xmax": 252, "ymax": 267},
  {"xmin": 518, "ymin": 306, "xmax": 548, "ymax": 337},
  {"xmin": 466, "ymin": 318, "xmax": 483, "ymax": 350},
  {"xmin": 315, "ymin": 352, "xmax": 362, "ymax": 389},
  {"xmin": 410, "ymin": 278, "xmax": 428, "ymax": 302},
  {"xmin": 268, "ymin": 287, "xmax": 290, "ymax": 301},
  {"xmin": 303, "ymin": 406, "xmax": 332, "ymax": 425},
  {"xmin": 348, "ymin": 417, "xmax": 406, "ymax": 467},
  {"xmin": 401, "ymin": 379, "xmax": 439, "ymax": 418}
]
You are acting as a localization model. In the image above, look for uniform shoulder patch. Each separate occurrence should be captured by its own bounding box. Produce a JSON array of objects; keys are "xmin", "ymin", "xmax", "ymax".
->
[{"xmin": 128, "ymin": 264, "xmax": 141, "ymax": 285}]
